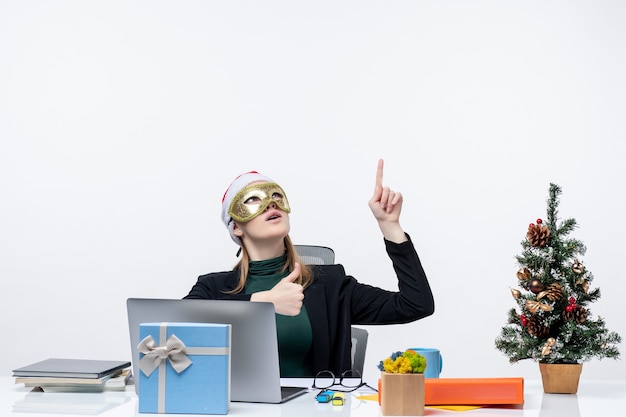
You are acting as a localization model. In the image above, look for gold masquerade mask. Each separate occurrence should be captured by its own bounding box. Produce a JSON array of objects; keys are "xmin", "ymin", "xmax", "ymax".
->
[{"xmin": 228, "ymin": 182, "xmax": 290, "ymax": 223}]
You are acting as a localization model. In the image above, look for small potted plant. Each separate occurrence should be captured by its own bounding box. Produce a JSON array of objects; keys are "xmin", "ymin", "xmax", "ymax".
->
[
  {"xmin": 377, "ymin": 350, "xmax": 427, "ymax": 416},
  {"xmin": 495, "ymin": 183, "xmax": 621, "ymax": 394}
]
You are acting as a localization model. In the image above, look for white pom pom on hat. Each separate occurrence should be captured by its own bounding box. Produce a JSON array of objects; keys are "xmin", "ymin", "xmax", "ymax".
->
[{"xmin": 221, "ymin": 171, "xmax": 274, "ymax": 245}]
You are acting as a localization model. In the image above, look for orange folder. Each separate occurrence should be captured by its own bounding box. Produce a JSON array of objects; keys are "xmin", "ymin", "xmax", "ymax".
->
[{"xmin": 424, "ymin": 377, "xmax": 524, "ymax": 405}]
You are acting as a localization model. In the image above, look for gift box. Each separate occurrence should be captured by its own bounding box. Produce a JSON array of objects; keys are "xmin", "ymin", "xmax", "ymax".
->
[
  {"xmin": 138, "ymin": 322, "xmax": 231, "ymax": 414},
  {"xmin": 424, "ymin": 377, "xmax": 524, "ymax": 405}
]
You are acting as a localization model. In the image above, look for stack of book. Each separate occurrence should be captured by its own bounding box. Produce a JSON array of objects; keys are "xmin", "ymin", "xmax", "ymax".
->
[{"xmin": 13, "ymin": 358, "xmax": 132, "ymax": 392}]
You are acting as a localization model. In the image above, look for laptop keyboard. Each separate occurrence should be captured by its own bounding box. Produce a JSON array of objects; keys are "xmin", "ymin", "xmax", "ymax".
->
[{"xmin": 281, "ymin": 386, "xmax": 308, "ymax": 400}]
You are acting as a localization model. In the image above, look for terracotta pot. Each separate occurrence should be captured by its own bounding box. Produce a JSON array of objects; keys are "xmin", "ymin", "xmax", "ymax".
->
[
  {"xmin": 538, "ymin": 362, "xmax": 583, "ymax": 394},
  {"xmin": 380, "ymin": 372, "xmax": 425, "ymax": 416}
]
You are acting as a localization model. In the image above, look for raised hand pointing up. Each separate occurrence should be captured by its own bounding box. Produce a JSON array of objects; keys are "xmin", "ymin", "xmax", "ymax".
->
[{"xmin": 368, "ymin": 159, "xmax": 408, "ymax": 244}]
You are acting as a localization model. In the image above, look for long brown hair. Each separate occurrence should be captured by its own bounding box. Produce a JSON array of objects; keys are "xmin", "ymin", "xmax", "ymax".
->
[{"xmin": 227, "ymin": 235, "xmax": 313, "ymax": 294}]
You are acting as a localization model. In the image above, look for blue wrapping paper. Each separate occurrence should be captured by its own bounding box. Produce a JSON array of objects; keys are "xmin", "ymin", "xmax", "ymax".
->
[{"xmin": 138, "ymin": 322, "xmax": 231, "ymax": 414}]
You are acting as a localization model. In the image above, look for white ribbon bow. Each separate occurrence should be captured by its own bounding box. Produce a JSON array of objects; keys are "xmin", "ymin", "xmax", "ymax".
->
[{"xmin": 137, "ymin": 334, "xmax": 192, "ymax": 376}]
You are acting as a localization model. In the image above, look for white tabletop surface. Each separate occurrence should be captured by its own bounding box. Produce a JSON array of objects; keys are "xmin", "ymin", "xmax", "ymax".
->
[{"xmin": 3, "ymin": 376, "xmax": 626, "ymax": 417}]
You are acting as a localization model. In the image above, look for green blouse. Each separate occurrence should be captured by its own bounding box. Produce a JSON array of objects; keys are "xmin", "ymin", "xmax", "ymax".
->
[{"xmin": 244, "ymin": 254, "xmax": 314, "ymax": 377}]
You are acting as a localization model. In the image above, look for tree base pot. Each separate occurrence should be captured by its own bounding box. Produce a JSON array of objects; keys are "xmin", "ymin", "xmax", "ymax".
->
[{"xmin": 538, "ymin": 362, "xmax": 583, "ymax": 394}]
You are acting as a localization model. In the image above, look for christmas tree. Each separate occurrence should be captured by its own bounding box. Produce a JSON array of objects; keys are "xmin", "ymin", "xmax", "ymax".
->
[{"xmin": 495, "ymin": 183, "xmax": 621, "ymax": 364}]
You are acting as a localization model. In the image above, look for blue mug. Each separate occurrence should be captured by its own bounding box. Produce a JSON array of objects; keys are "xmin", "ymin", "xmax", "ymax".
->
[{"xmin": 408, "ymin": 347, "xmax": 443, "ymax": 378}]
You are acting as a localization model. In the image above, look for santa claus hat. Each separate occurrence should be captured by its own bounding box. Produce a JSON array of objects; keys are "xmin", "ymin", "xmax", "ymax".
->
[{"xmin": 221, "ymin": 171, "xmax": 274, "ymax": 245}]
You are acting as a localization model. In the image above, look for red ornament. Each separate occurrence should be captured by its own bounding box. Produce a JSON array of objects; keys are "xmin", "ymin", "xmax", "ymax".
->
[
  {"xmin": 569, "ymin": 297, "xmax": 576, "ymax": 304},
  {"xmin": 566, "ymin": 305, "xmax": 574, "ymax": 312},
  {"xmin": 520, "ymin": 314, "xmax": 528, "ymax": 326},
  {"xmin": 536, "ymin": 218, "xmax": 543, "ymax": 224},
  {"xmin": 529, "ymin": 223, "xmax": 535, "ymax": 228}
]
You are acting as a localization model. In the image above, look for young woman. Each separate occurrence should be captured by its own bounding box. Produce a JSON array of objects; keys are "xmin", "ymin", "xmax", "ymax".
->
[{"xmin": 184, "ymin": 159, "xmax": 435, "ymax": 377}]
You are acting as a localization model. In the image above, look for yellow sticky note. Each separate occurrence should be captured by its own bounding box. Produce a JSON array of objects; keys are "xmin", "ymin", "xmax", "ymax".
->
[
  {"xmin": 355, "ymin": 394, "xmax": 378, "ymax": 401},
  {"xmin": 428, "ymin": 405, "xmax": 484, "ymax": 411}
]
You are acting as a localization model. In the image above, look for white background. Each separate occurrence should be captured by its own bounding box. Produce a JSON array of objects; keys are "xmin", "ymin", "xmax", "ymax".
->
[{"xmin": 1, "ymin": 0, "xmax": 625, "ymax": 381}]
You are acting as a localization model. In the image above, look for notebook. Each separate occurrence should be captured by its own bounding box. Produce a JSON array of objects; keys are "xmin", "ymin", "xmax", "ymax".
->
[
  {"xmin": 12, "ymin": 358, "xmax": 130, "ymax": 379},
  {"xmin": 126, "ymin": 298, "xmax": 309, "ymax": 403}
]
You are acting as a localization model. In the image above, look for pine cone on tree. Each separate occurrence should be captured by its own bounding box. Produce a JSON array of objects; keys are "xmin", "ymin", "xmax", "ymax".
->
[
  {"xmin": 539, "ymin": 283, "xmax": 564, "ymax": 302},
  {"xmin": 526, "ymin": 315, "xmax": 550, "ymax": 338},
  {"xmin": 526, "ymin": 224, "xmax": 550, "ymax": 247},
  {"xmin": 563, "ymin": 306, "xmax": 588, "ymax": 324}
]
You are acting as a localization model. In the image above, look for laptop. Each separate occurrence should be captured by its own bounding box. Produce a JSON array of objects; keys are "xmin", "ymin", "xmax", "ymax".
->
[{"xmin": 126, "ymin": 298, "xmax": 309, "ymax": 403}]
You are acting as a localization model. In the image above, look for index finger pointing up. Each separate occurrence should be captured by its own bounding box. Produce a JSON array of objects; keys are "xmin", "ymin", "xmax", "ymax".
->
[{"xmin": 375, "ymin": 158, "xmax": 384, "ymax": 187}]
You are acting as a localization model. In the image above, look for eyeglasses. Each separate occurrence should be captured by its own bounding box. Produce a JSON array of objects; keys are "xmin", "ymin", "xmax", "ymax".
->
[{"xmin": 312, "ymin": 370, "xmax": 377, "ymax": 394}]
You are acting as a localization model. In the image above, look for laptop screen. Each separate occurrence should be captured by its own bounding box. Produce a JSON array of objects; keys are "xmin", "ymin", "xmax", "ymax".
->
[{"xmin": 126, "ymin": 298, "xmax": 306, "ymax": 403}]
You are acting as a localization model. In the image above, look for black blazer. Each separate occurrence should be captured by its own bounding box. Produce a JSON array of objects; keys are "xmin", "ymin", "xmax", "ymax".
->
[{"xmin": 184, "ymin": 235, "xmax": 435, "ymax": 374}]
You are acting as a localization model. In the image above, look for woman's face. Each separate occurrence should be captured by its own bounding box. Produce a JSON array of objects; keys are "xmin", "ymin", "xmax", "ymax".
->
[
  {"xmin": 231, "ymin": 182, "xmax": 291, "ymax": 244},
  {"xmin": 228, "ymin": 182, "xmax": 290, "ymax": 223}
]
